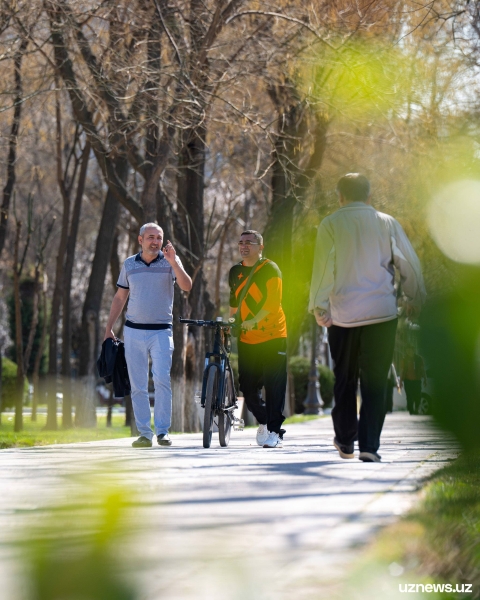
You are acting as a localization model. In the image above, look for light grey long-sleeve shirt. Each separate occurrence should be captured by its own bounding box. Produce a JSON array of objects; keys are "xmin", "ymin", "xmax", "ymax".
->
[{"xmin": 309, "ymin": 202, "xmax": 426, "ymax": 327}]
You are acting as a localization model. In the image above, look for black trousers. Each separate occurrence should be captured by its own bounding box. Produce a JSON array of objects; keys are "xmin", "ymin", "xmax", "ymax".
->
[
  {"xmin": 238, "ymin": 337, "xmax": 287, "ymax": 434},
  {"xmin": 328, "ymin": 319, "xmax": 397, "ymax": 454},
  {"xmin": 404, "ymin": 379, "xmax": 422, "ymax": 414},
  {"xmin": 385, "ymin": 383, "xmax": 394, "ymax": 413}
]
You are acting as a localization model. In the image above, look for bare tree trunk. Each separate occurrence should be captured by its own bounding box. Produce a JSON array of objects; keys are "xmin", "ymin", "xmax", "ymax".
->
[
  {"xmin": 109, "ymin": 228, "xmax": 121, "ymax": 294},
  {"xmin": 23, "ymin": 265, "xmax": 40, "ymax": 373},
  {"xmin": 77, "ymin": 159, "xmax": 125, "ymax": 426},
  {"xmin": 106, "ymin": 403, "xmax": 112, "ymax": 427},
  {"xmin": 175, "ymin": 126, "xmax": 210, "ymax": 432},
  {"xmin": 110, "ymin": 226, "xmax": 127, "ymax": 339},
  {"xmin": 47, "ymin": 90, "xmax": 73, "ymax": 428},
  {"xmin": 263, "ymin": 97, "xmax": 328, "ymax": 353},
  {"xmin": 61, "ymin": 140, "xmax": 90, "ymax": 429},
  {"xmin": 171, "ymin": 291, "xmax": 188, "ymax": 432},
  {"xmin": 75, "ymin": 311, "xmax": 97, "ymax": 428},
  {"xmin": 40, "ymin": 272, "xmax": 57, "ymax": 430},
  {"xmin": 0, "ymin": 351, "xmax": 3, "ymax": 425},
  {"xmin": 13, "ymin": 221, "xmax": 24, "ymax": 432},
  {"xmin": 124, "ymin": 396, "xmax": 138, "ymax": 436},
  {"xmin": 0, "ymin": 40, "xmax": 27, "ymax": 258},
  {"xmin": 214, "ymin": 218, "xmax": 232, "ymax": 314},
  {"xmin": 44, "ymin": 374, "xmax": 58, "ymax": 430},
  {"xmin": 32, "ymin": 280, "xmax": 48, "ymax": 422},
  {"xmin": 78, "ymin": 171, "xmax": 124, "ymax": 378},
  {"xmin": 263, "ymin": 94, "xmax": 305, "ymax": 286}
]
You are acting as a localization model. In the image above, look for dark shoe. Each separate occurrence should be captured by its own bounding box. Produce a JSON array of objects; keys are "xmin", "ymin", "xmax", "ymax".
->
[
  {"xmin": 333, "ymin": 437, "xmax": 354, "ymax": 459},
  {"xmin": 132, "ymin": 436, "xmax": 152, "ymax": 448},
  {"xmin": 359, "ymin": 451, "xmax": 381, "ymax": 462},
  {"xmin": 157, "ymin": 433, "xmax": 172, "ymax": 446}
]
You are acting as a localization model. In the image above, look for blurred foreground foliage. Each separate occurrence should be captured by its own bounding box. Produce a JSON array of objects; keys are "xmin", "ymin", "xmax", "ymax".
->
[
  {"xmin": 23, "ymin": 488, "xmax": 136, "ymax": 600},
  {"xmin": 420, "ymin": 267, "xmax": 480, "ymax": 450}
]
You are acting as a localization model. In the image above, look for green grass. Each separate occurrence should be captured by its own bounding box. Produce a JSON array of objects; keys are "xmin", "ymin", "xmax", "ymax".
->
[
  {"xmin": 338, "ymin": 451, "xmax": 480, "ymax": 599},
  {"xmin": 244, "ymin": 413, "xmax": 324, "ymax": 429},
  {"xmin": 0, "ymin": 413, "xmax": 132, "ymax": 449},
  {"xmin": 1, "ymin": 410, "xmax": 325, "ymax": 449},
  {"xmin": 283, "ymin": 413, "xmax": 325, "ymax": 425}
]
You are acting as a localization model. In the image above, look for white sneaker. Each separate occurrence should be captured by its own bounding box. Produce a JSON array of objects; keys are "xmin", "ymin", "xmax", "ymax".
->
[
  {"xmin": 263, "ymin": 432, "xmax": 283, "ymax": 448},
  {"xmin": 256, "ymin": 424, "xmax": 269, "ymax": 446}
]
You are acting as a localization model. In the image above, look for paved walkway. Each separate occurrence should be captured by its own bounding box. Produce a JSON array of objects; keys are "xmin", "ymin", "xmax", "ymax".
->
[{"xmin": 0, "ymin": 413, "xmax": 456, "ymax": 599}]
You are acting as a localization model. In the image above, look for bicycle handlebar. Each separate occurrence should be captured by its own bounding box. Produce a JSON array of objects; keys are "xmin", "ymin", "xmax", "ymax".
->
[{"xmin": 179, "ymin": 317, "xmax": 231, "ymax": 328}]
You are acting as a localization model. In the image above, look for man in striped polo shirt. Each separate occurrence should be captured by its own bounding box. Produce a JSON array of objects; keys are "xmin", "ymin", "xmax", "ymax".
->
[{"xmin": 104, "ymin": 223, "xmax": 192, "ymax": 447}]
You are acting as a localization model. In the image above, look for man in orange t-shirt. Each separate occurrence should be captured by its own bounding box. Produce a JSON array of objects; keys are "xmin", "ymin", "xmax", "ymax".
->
[{"xmin": 229, "ymin": 230, "xmax": 287, "ymax": 448}]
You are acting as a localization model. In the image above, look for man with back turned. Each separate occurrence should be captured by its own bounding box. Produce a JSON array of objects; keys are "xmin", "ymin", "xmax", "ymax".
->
[{"xmin": 309, "ymin": 174, "xmax": 425, "ymax": 462}]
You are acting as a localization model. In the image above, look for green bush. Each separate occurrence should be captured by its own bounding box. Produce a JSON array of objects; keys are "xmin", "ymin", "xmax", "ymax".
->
[
  {"xmin": 318, "ymin": 363, "xmax": 335, "ymax": 407},
  {"xmin": 289, "ymin": 356, "xmax": 310, "ymax": 413},
  {"xmin": 1, "ymin": 357, "xmax": 29, "ymax": 411},
  {"xmin": 289, "ymin": 355, "xmax": 335, "ymax": 413}
]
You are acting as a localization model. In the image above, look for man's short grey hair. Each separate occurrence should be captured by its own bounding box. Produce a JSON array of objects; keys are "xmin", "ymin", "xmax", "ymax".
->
[
  {"xmin": 241, "ymin": 230, "xmax": 263, "ymax": 245},
  {"xmin": 139, "ymin": 223, "xmax": 164, "ymax": 237}
]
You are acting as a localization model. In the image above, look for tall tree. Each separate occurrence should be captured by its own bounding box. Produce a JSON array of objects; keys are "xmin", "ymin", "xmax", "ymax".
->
[
  {"xmin": 11, "ymin": 196, "xmax": 33, "ymax": 432},
  {"xmin": 0, "ymin": 38, "xmax": 27, "ymax": 257},
  {"xmin": 264, "ymin": 81, "xmax": 328, "ymax": 351},
  {"xmin": 61, "ymin": 139, "xmax": 90, "ymax": 427},
  {"xmin": 46, "ymin": 89, "xmax": 78, "ymax": 429},
  {"xmin": 13, "ymin": 220, "xmax": 24, "ymax": 432}
]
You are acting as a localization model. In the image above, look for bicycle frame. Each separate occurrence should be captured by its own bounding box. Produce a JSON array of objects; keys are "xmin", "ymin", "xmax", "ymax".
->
[
  {"xmin": 180, "ymin": 317, "xmax": 244, "ymax": 447},
  {"xmin": 179, "ymin": 318, "xmax": 237, "ymax": 412}
]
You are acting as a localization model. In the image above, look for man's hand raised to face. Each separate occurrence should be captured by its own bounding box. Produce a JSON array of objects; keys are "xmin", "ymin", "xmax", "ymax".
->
[
  {"xmin": 162, "ymin": 240, "xmax": 177, "ymax": 265},
  {"xmin": 162, "ymin": 241, "xmax": 193, "ymax": 291}
]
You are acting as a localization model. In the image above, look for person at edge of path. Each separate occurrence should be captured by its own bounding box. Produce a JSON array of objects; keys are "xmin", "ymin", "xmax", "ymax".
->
[
  {"xmin": 400, "ymin": 346, "xmax": 427, "ymax": 415},
  {"xmin": 228, "ymin": 230, "xmax": 287, "ymax": 449},
  {"xmin": 103, "ymin": 223, "xmax": 192, "ymax": 448},
  {"xmin": 309, "ymin": 174, "xmax": 426, "ymax": 463}
]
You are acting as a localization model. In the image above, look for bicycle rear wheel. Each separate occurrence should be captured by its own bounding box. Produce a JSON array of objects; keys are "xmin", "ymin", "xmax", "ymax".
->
[
  {"xmin": 218, "ymin": 371, "xmax": 234, "ymax": 447},
  {"xmin": 203, "ymin": 367, "xmax": 217, "ymax": 448}
]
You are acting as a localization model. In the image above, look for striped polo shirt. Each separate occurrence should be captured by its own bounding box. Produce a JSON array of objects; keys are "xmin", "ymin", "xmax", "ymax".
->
[{"xmin": 117, "ymin": 252, "xmax": 182, "ymax": 327}]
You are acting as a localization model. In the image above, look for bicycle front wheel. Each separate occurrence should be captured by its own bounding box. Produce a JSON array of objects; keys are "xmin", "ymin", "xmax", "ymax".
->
[
  {"xmin": 218, "ymin": 371, "xmax": 234, "ymax": 447},
  {"xmin": 203, "ymin": 367, "xmax": 217, "ymax": 448}
]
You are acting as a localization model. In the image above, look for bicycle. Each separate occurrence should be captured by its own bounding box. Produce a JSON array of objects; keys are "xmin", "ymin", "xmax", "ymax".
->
[{"xmin": 179, "ymin": 317, "xmax": 244, "ymax": 448}]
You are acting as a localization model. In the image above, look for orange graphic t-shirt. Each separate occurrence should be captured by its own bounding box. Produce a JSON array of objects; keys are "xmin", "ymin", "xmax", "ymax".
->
[{"xmin": 228, "ymin": 259, "xmax": 287, "ymax": 344}]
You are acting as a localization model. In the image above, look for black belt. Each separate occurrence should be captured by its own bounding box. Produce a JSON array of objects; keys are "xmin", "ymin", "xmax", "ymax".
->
[{"xmin": 125, "ymin": 320, "xmax": 172, "ymax": 330}]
